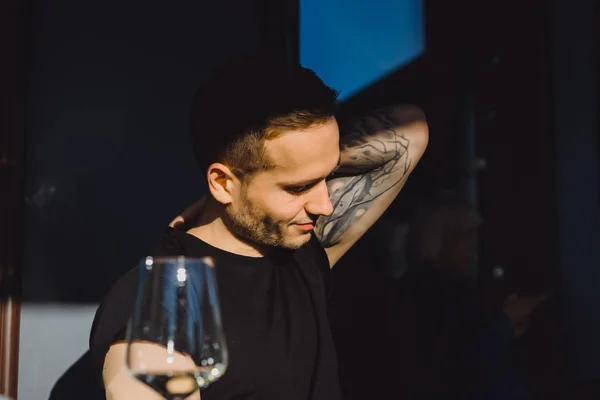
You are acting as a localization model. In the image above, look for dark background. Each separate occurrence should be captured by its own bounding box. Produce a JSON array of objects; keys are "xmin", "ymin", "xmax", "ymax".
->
[{"xmin": 2, "ymin": 0, "xmax": 599, "ymax": 398}]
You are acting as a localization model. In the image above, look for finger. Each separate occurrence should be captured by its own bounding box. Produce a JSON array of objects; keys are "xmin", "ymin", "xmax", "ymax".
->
[
  {"xmin": 169, "ymin": 198, "xmax": 206, "ymax": 228},
  {"xmin": 180, "ymin": 199, "xmax": 205, "ymax": 220},
  {"xmin": 169, "ymin": 216, "xmax": 185, "ymax": 228}
]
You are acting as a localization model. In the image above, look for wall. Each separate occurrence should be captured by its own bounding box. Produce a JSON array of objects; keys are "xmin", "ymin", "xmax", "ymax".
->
[
  {"xmin": 19, "ymin": 0, "xmax": 259, "ymax": 398},
  {"xmin": 552, "ymin": 0, "xmax": 600, "ymax": 381},
  {"xmin": 18, "ymin": 305, "xmax": 96, "ymax": 400},
  {"xmin": 299, "ymin": 0, "xmax": 425, "ymax": 101}
]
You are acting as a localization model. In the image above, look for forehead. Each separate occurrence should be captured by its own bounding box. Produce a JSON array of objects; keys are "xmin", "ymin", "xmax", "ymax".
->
[{"xmin": 263, "ymin": 119, "xmax": 340, "ymax": 177}]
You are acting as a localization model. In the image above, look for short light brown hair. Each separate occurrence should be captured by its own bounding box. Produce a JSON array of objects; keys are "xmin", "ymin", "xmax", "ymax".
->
[{"xmin": 190, "ymin": 52, "xmax": 338, "ymax": 179}]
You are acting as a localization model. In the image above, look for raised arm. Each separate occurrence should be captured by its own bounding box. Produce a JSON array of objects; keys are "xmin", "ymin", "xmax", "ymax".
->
[{"xmin": 314, "ymin": 104, "xmax": 428, "ymax": 267}]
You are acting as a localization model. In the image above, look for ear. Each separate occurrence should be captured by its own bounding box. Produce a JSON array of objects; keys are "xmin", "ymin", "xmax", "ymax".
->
[{"xmin": 206, "ymin": 163, "xmax": 239, "ymax": 205}]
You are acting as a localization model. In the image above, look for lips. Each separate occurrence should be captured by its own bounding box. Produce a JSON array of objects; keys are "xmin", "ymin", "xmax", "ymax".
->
[{"xmin": 296, "ymin": 223, "xmax": 314, "ymax": 231}]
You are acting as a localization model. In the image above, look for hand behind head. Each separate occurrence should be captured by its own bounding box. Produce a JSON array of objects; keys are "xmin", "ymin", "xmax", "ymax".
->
[{"xmin": 169, "ymin": 196, "xmax": 207, "ymax": 229}]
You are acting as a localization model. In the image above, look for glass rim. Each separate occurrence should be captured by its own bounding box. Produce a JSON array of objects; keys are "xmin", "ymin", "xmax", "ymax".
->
[{"xmin": 143, "ymin": 256, "xmax": 215, "ymax": 268}]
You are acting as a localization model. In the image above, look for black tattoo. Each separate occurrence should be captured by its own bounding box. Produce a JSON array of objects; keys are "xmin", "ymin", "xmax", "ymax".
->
[{"xmin": 314, "ymin": 109, "xmax": 411, "ymax": 247}]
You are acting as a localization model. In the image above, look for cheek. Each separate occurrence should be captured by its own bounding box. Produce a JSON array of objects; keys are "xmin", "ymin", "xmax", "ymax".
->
[{"xmin": 250, "ymin": 189, "xmax": 305, "ymax": 222}]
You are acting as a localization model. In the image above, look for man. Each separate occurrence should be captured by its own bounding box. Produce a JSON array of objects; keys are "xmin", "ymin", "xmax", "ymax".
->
[{"xmin": 89, "ymin": 53, "xmax": 428, "ymax": 399}]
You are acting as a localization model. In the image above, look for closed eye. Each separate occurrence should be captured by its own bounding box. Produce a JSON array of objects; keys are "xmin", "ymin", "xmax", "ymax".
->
[{"xmin": 284, "ymin": 184, "xmax": 315, "ymax": 195}]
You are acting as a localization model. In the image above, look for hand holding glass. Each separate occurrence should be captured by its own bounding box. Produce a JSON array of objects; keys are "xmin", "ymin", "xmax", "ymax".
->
[{"xmin": 126, "ymin": 256, "xmax": 228, "ymax": 400}]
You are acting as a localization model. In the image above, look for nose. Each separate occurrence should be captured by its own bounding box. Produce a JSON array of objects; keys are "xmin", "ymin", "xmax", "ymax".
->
[{"xmin": 305, "ymin": 180, "xmax": 334, "ymax": 217}]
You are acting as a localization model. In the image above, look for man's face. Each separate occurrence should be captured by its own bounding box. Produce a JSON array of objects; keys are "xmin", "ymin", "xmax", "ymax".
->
[{"xmin": 226, "ymin": 118, "xmax": 340, "ymax": 249}]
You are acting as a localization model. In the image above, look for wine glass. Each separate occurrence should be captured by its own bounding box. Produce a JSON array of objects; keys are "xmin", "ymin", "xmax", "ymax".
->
[{"xmin": 126, "ymin": 256, "xmax": 228, "ymax": 400}]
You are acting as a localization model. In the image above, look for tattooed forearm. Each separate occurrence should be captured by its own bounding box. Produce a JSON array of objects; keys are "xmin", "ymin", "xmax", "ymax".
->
[
  {"xmin": 337, "ymin": 107, "xmax": 408, "ymax": 173},
  {"xmin": 315, "ymin": 106, "xmax": 414, "ymax": 247}
]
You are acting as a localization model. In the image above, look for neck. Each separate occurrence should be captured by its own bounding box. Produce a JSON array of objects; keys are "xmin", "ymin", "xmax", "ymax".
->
[{"xmin": 186, "ymin": 197, "xmax": 266, "ymax": 258}]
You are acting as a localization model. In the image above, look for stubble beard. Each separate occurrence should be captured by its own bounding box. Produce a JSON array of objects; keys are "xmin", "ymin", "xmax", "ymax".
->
[{"xmin": 226, "ymin": 195, "xmax": 311, "ymax": 250}]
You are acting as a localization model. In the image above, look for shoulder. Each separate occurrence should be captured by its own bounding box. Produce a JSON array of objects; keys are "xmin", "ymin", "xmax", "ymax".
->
[
  {"xmin": 88, "ymin": 265, "xmax": 139, "ymax": 383},
  {"xmin": 89, "ymin": 228, "xmax": 189, "ymax": 358},
  {"xmin": 295, "ymin": 234, "xmax": 332, "ymax": 296},
  {"xmin": 89, "ymin": 267, "xmax": 139, "ymax": 349},
  {"xmin": 298, "ymin": 234, "xmax": 330, "ymax": 269}
]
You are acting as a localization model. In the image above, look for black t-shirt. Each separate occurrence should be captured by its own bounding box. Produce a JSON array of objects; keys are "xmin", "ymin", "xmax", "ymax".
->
[{"xmin": 89, "ymin": 228, "xmax": 341, "ymax": 400}]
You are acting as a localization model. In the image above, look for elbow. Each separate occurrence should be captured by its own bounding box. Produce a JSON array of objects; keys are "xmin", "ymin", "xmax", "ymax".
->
[
  {"xmin": 392, "ymin": 105, "xmax": 429, "ymax": 155},
  {"xmin": 412, "ymin": 117, "xmax": 429, "ymax": 153},
  {"xmin": 389, "ymin": 104, "xmax": 428, "ymax": 126},
  {"xmin": 391, "ymin": 104, "xmax": 429, "ymax": 152}
]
